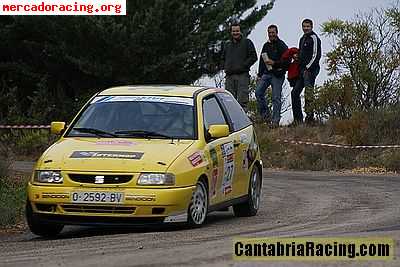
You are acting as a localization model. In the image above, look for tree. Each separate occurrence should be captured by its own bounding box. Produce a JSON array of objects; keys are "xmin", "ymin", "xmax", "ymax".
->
[
  {"xmin": 0, "ymin": 0, "xmax": 275, "ymax": 123},
  {"xmin": 321, "ymin": 4, "xmax": 400, "ymax": 113},
  {"xmin": 314, "ymin": 76, "xmax": 354, "ymax": 120}
]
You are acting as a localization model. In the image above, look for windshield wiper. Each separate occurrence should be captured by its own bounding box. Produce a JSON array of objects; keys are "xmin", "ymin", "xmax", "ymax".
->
[
  {"xmin": 114, "ymin": 130, "xmax": 172, "ymax": 139},
  {"xmin": 73, "ymin": 127, "xmax": 118, "ymax": 137}
]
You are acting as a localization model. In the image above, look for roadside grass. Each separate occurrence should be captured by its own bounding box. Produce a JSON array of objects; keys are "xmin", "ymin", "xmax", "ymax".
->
[{"xmin": 0, "ymin": 160, "xmax": 28, "ymax": 229}]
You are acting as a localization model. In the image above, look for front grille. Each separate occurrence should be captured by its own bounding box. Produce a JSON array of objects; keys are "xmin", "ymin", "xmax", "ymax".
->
[
  {"xmin": 61, "ymin": 204, "xmax": 136, "ymax": 214},
  {"xmin": 68, "ymin": 174, "xmax": 133, "ymax": 184}
]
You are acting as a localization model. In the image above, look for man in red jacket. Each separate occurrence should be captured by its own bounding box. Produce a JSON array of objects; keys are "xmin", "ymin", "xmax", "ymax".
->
[{"xmin": 282, "ymin": 47, "xmax": 300, "ymax": 88}]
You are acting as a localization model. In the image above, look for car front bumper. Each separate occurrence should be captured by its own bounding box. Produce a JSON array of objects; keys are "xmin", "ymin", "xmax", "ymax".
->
[{"xmin": 27, "ymin": 183, "xmax": 195, "ymax": 224}]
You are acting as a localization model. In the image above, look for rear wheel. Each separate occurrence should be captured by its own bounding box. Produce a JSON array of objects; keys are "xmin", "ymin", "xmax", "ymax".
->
[
  {"xmin": 233, "ymin": 165, "xmax": 261, "ymax": 217},
  {"xmin": 187, "ymin": 180, "xmax": 208, "ymax": 226},
  {"xmin": 26, "ymin": 202, "xmax": 64, "ymax": 238}
]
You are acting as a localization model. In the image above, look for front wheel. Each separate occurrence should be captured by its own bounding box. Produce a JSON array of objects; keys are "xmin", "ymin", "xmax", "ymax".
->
[
  {"xmin": 233, "ymin": 165, "xmax": 262, "ymax": 217},
  {"xmin": 187, "ymin": 180, "xmax": 208, "ymax": 226},
  {"xmin": 26, "ymin": 202, "xmax": 64, "ymax": 238}
]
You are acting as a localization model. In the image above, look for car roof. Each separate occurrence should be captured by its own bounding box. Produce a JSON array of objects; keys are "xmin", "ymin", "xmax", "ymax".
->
[{"xmin": 98, "ymin": 85, "xmax": 216, "ymax": 98}]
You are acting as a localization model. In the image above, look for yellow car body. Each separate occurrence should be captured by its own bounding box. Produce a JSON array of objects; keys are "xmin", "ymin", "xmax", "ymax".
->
[{"xmin": 26, "ymin": 85, "xmax": 262, "ymax": 236}]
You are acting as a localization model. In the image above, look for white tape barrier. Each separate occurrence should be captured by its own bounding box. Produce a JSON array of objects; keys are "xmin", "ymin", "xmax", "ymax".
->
[
  {"xmin": 276, "ymin": 139, "xmax": 400, "ymax": 149},
  {"xmin": 0, "ymin": 125, "xmax": 50, "ymax": 129},
  {"xmin": 1, "ymin": 125, "xmax": 399, "ymax": 149}
]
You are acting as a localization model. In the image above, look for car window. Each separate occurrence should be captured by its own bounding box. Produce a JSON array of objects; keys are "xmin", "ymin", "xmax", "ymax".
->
[
  {"xmin": 202, "ymin": 96, "xmax": 227, "ymax": 132},
  {"xmin": 217, "ymin": 92, "xmax": 251, "ymax": 131},
  {"xmin": 67, "ymin": 96, "xmax": 195, "ymax": 139}
]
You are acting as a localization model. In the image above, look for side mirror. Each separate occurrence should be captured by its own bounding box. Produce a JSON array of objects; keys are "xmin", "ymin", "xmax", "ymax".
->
[
  {"xmin": 208, "ymin": 124, "xmax": 229, "ymax": 139},
  {"xmin": 51, "ymin": 122, "xmax": 66, "ymax": 135}
]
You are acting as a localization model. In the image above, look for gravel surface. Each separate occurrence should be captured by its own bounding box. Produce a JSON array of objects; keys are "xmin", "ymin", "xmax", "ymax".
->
[{"xmin": 1, "ymin": 169, "xmax": 399, "ymax": 267}]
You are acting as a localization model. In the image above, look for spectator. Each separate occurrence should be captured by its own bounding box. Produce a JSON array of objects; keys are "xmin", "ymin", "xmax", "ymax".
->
[
  {"xmin": 282, "ymin": 47, "xmax": 300, "ymax": 88},
  {"xmin": 222, "ymin": 22, "xmax": 258, "ymax": 110},
  {"xmin": 255, "ymin": 25, "xmax": 289, "ymax": 127},
  {"xmin": 291, "ymin": 19, "xmax": 322, "ymax": 125}
]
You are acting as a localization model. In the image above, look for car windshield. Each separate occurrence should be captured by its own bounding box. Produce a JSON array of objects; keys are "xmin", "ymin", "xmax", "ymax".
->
[{"xmin": 67, "ymin": 95, "xmax": 195, "ymax": 139}]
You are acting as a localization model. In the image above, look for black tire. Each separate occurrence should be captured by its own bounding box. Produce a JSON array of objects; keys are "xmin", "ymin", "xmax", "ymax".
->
[
  {"xmin": 26, "ymin": 202, "xmax": 64, "ymax": 238},
  {"xmin": 233, "ymin": 165, "xmax": 262, "ymax": 217},
  {"xmin": 187, "ymin": 180, "xmax": 208, "ymax": 227}
]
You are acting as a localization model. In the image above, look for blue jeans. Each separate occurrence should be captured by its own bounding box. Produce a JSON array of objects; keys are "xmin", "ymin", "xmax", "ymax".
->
[
  {"xmin": 255, "ymin": 73, "xmax": 285, "ymax": 124},
  {"xmin": 291, "ymin": 66, "xmax": 320, "ymax": 122}
]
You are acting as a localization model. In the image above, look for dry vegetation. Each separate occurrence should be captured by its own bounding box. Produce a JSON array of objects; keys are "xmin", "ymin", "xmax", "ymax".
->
[{"xmin": 255, "ymin": 109, "xmax": 400, "ymax": 173}]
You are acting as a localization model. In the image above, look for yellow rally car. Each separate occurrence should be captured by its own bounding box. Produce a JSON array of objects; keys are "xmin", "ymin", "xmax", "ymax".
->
[{"xmin": 26, "ymin": 85, "xmax": 262, "ymax": 237}]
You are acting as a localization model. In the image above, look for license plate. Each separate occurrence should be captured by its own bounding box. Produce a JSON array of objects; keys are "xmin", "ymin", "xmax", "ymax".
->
[{"xmin": 71, "ymin": 192, "xmax": 124, "ymax": 204}]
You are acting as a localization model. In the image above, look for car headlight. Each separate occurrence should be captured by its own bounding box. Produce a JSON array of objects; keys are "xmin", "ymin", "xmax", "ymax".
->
[
  {"xmin": 137, "ymin": 173, "xmax": 175, "ymax": 185},
  {"xmin": 34, "ymin": 171, "xmax": 63, "ymax": 184}
]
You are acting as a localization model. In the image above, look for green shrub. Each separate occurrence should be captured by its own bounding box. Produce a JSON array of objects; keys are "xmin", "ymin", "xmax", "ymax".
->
[
  {"xmin": 329, "ymin": 112, "xmax": 369, "ymax": 145},
  {"xmin": 380, "ymin": 150, "xmax": 400, "ymax": 172},
  {"xmin": 0, "ymin": 129, "xmax": 54, "ymax": 159},
  {"xmin": 366, "ymin": 106, "xmax": 400, "ymax": 145},
  {"xmin": 14, "ymin": 130, "xmax": 52, "ymax": 156}
]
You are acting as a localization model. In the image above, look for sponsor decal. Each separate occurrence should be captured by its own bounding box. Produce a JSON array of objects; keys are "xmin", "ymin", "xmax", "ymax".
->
[
  {"xmin": 95, "ymin": 140, "xmax": 137, "ymax": 146},
  {"xmin": 91, "ymin": 96, "xmax": 194, "ymax": 106},
  {"xmin": 164, "ymin": 211, "xmax": 188, "ymax": 223},
  {"xmin": 240, "ymin": 133, "xmax": 249, "ymax": 144},
  {"xmin": 223, "ymin": 185, "xmax": 232, "ymax": 195},
  {"xmin": 242, "ymin": 149, "xmax": 248, "ymax": 170},
  {"xmin": 247, "ymin": 132, "xmax": 259, "ymax": 166},
  {"xmin": 210, "ymin": 148, "xmax": 218, "ymax": 167},
  {"xmin": 42, "ymin": 193, "xmax": 69, "ymax": 199},
  {"xmin": 188, "ymin": 151, "xmax": 203, "ymax": 167},
  {"xmin": 125, "ymin": 195, "xmax": 156, "ymax": 202},
  {"xmin": 210, "ymin": 168, "xmax": 218, "ymax": 198},
  {"xmin": 221, "ymin": 142, "xmax": 234, "ymax": 195},
  {"xmin": 70, "ymin": 151, "xmax": 144, "ymax": 160}
]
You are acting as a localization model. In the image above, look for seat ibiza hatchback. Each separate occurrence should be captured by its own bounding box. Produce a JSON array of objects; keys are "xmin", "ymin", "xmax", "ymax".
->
[{"xmin": 26, "ymin": 85, "xmax": 262, "ymax": 237}]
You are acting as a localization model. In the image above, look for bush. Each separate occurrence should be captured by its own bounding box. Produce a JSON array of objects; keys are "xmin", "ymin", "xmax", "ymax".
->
[
  {"xmin": 326, "ymin": 105, "xmax": 400, "ymax": 146},
  {"xmin": 328, "ymin": 112, "xmax": 369, "ymax": 145},
  {"xmin": 255, "ymin": 107, "xmax": 400, "ymax": 172},
  {"xmin": 0, "ymin": 129, "xmax": 55, "ymax": 159},
  {"xmin": 367, "ymin": 105, "xmax": 400, "ymax": 145},
  {"xmin": 379, "ymin": 150, "xmax": 400, "ymax": 172},
  {"xmin": 13, "ymin": 130, "xmax": 52, "ymax": 156}
]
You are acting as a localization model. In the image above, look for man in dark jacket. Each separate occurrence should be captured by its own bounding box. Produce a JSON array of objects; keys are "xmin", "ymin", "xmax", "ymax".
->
[
  {"xmin": 223, "ymin": 22, "xmax": 258, "ymax": 109},
  {"xmin": 291, "ymin": 19, "xmax": 322, "ymax": 124},
  {"xmin": 255, "ymin": 25, "xmax": 288, "ymax": 127}
]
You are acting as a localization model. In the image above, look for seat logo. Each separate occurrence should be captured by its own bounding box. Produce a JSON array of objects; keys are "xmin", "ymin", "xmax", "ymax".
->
[{"xmin": 95, "ymin": 175, "xmax": 105, "ymax": 184}]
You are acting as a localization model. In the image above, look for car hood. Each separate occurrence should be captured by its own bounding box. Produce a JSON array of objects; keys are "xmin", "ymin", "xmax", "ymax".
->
[{"xmin": 37, "ymin": 137, "xmax": 194, "ymax": 172}]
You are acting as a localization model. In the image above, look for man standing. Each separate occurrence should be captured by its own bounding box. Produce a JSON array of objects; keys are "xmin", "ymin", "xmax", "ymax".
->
[
  {"xmin": 291, "ymin": 19, "xmax": 322, "ymax": 124},
  {"xmin": 255, "ymin": 25, "xmax": 288, "ymax": 127},
  {"xmin": 223, "ymin": 22, "xmax": 258, "ymax": 110}
]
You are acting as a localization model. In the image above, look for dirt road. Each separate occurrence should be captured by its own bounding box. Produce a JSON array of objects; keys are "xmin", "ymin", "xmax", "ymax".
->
[{"xmin": 1, "ymin": 170, "xmax": 399, "ymax": 267}]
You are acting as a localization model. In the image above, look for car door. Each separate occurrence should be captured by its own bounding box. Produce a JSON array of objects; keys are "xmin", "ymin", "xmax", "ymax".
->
[
  {"xmin": 202, "ymin": 95, "xmax": 235, "ymax": 205},
  {"xmin": 216, "ymin": 92, "xmax": 253, "ymax": 198}
]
